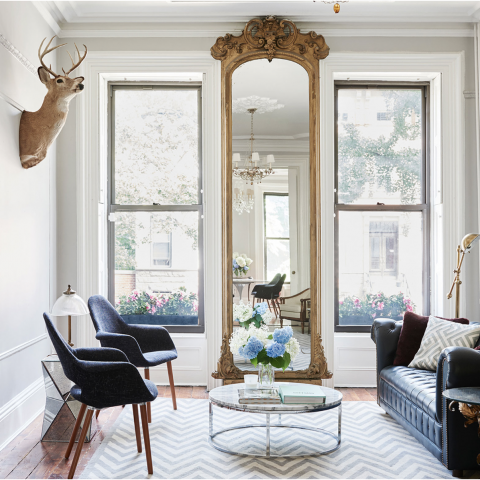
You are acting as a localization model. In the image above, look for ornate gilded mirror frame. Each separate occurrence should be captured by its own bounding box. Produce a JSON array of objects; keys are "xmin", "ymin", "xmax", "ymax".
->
[{"xmin": 211, "ymin": 16, "xmax": 332, "ymax": 384}]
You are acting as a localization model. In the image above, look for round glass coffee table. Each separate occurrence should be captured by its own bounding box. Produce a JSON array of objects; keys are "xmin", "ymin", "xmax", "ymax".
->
[{"xmin": 208, "ymin": 383, "xmax": 342, "ymax": 457}]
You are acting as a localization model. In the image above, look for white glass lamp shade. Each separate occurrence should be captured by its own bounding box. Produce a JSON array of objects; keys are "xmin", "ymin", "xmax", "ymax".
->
[
  {"xmin": 251, "ymin": 152, "xmax": 260, "ymax": 164},
  {"xmin": 232, "ymin": 153, "xmax": 241, "ymax": 165},
  {"xmin": 266, "ymin": 154, "xmax": 275, "ymax": 165},
  {"xmin": 51, "ymin": 288, "xmax": 88, "ymax": 317}
]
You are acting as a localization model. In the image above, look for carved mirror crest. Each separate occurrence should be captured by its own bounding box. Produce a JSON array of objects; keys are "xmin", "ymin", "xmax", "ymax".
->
[{"xmin": 211, "ymin": 16, "xmax": 332, "ymax": 384}]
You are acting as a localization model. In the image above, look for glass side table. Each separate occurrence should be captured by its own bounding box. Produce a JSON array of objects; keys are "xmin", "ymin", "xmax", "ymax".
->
[
  {"xmin": 41, "ymin": 355, "xmax": 97, "ymax": 443},
  {"xmin": 443, "ymin": 387, "xmax": 480, "ymax": 466}
]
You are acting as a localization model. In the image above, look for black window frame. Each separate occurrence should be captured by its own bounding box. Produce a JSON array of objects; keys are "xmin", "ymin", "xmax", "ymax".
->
[
  {"xmin": 108, "ymin": 82, "xmax": 205, "ymax": 334},
  {"xmin": 334, "ymin": 82, "xmax": 430, "ymax": 333}
]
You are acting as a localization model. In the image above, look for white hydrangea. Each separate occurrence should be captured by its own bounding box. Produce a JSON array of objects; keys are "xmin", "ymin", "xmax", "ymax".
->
[
  {"xmin": 236, "ymin": 256, "xmax": 246, "ymax": 267},
  {"xmin": 233, "ymin": 251, "xmax": 239, "ymax": 258},
  {"xmin": 285, "ymin": 337, "xmax": 300, "ymax": 361},
  {"xmin": 233, "ymin": 301, "xmax": 253, "ymax": 323},
  {"xmin": 245, "ymin": 257, "xmax": 253, "ymax": 266},
  {"xmin": 261, "ymin": 309, "xmax": 274, "ymax": 325},
  {"xmin": 241, "ymin": 253, "xmax": 247, "ymax": 259},
  {"xmin": 247, "ymin": 324, "xmax": 270, "ymax": 346},
  {"xmin": 229, "ymin": 327, "xmax": 251, "ymax": 355}
]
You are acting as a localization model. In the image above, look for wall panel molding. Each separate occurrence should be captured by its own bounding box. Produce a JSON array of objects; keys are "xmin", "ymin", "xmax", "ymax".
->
[
  {"xmin": 0, "ymin": 34, "xmax": 36, "ymax": 76},
  {"xmin": 0, "ymin": 334, "xmax": 48, "ymax": 362}
]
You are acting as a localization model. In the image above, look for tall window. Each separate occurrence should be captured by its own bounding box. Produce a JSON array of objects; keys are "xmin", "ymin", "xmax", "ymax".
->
[
  {"xmin": 264, "ymin": 193, "xmax": 290, "ymax": 282},
  {"xmin": 335, "ymin": 84, "xmax": 429, "ymax": 332},
  {"xmin": 109, "ymin": 84, "xmax": 204, "ymax": 333}
]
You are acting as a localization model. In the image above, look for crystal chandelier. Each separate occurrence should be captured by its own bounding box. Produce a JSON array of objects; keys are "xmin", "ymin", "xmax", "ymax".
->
[
  {"xmin": 233, "ymin": 108, "xmax": 275, "ymax": 185},
  {"xmin": 233, "ymin": 184, "xmax": 255, "ymax": 215}
]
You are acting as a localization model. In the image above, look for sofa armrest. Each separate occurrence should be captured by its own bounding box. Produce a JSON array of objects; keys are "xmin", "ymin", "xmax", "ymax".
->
[
  {"xmin": 436, "ymin": 346, "xmax": 480, "ymax": 418},
  {"xmin": 372, "ymin": 319, "xmax": 403, "ymax": 389}
]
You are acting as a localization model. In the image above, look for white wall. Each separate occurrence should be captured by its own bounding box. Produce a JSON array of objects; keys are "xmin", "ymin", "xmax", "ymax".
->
[
  {"xmin": 0, "ymin": 2, "xmax": 56, "ymax": 450},
  {"xmin": 55, "ymin": 34, "xmax": 478, "ymax": 387}
]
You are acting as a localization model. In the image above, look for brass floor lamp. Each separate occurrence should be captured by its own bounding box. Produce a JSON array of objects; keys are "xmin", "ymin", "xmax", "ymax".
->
[{"xmin": 447, "ymin": 233, "xmax": 480, "ymax": 318}]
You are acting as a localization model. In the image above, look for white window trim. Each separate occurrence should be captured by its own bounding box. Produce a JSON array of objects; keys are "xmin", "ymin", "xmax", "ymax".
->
[
  {"xmin": 320, "ymin": 52, "xmax": 465, "ymax": 388},
  {"xmin": 75, "ymin": 51, "xmax": 222, "ymax": 390}
]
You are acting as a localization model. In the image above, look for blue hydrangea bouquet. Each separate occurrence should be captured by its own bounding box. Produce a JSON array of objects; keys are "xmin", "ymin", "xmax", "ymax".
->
[
  {"xmin": 233, "ymin": 301, "xmax": 273, "ymax": 328},
  {"xmin": 229, "ymin": 325, "xmax": 300, "ymax": 372}
]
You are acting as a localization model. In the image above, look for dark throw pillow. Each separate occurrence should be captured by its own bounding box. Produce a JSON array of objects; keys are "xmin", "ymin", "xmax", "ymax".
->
[{"xmin": 393, "ymin": 312, "xmax": 469, "ymax": 366}]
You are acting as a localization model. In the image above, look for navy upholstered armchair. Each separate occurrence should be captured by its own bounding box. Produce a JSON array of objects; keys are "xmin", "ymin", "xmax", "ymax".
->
[
  {"xmin": 43, "ymin": 313, "xmax": 157, "ymax": 478},
  {"xmin": 251, "ymin": 273, "xmax": 286, "ymax": 316},
  {"xmin": 88, "ymin": 295, "xmax": 178, "ymax": 422}
]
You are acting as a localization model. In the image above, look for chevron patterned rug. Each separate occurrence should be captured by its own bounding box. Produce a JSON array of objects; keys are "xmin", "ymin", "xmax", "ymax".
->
[{"xmin": 81, "ymin": 399, "xmax": 457, "ymax": 479}]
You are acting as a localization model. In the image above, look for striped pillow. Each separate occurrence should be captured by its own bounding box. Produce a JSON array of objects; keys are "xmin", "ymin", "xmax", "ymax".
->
[{"xmin": 409, "ymin": 316, "xmax": 480, "ymax": 371}]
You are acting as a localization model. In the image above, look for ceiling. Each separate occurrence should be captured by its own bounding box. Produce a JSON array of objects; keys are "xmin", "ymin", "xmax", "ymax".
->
[{"xmin": 36, "ymin": 1, "xmax": 480, "ymax": 37}]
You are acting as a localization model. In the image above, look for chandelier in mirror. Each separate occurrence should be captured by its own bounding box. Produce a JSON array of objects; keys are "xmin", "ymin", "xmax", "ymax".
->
[
  {"xmin": 232, "ymin": 106, "xmax": 275, "ymax": 185},
  {"xmin": 233, "ymin": 182, "xmax": 254, "ymax": 215}
]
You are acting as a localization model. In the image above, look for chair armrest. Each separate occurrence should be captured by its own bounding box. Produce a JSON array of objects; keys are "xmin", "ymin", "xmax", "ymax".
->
[
  {"xmin": 74, "ymin": 347, "xmax": 129, "ymax": 363},
  {"xmin": 124, "ymin": 324, "xmax": 176, "ymax": 354},
  {"xmin": 372, "ymin": 319, "xmax": 403, "ymax": 388},
  {"xmin": 436, "ymin": 347, "xmax": 480, "ymax": 418},
  {"xmin": 95, "ymin": 331, "xmax": 146, "ymax": 365},
  {"xmin": 75, "ymin": 358, "xmax": 156, "ymax": 406}
]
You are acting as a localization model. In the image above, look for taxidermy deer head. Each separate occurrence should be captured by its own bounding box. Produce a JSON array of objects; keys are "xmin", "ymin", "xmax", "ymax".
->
[{"xmin": 19, "ymin": 36, "xmax": 87, "ymax": 169}]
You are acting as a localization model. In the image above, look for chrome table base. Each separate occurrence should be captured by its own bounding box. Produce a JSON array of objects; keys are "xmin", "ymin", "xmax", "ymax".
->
[{"xmin": 208, "ymin": 401, "xmax": 342, "ymax": 457}]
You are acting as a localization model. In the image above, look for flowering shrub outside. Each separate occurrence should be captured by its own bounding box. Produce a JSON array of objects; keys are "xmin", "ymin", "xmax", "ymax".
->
[
  {"xmin": 339, "ymin": 291, "xmax": 415, "ymax": 322},
  {"xmin": 229, "ymin": 325, "xmax": 300, "ymax": 371},
  {"xmin": 233, "ymin": 301, "xmax": 273, "ymax": 328},
  {"xmin": 116, "ymin": 287, "xmax": 198, "ymax": 316}
]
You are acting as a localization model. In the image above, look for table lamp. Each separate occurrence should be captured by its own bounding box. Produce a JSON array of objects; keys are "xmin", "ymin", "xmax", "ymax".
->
[
  {"xmin": 51, "ymin": 285, "xmax": 88, "ymax": 347},
  {"xmin": 447, "ymin": 233, "xmax": 480, "ymax": 317}
]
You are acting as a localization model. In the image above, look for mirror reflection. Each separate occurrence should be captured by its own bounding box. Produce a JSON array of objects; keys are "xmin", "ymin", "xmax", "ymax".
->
[{"xmin": 231, "ymin": 59, "xmax": 311, "ymax": 372}]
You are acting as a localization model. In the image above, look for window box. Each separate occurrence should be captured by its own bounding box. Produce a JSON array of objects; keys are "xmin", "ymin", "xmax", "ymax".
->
[{"xmin": 122, "ymin": 314, "xmax": 198, "ymax": 326}]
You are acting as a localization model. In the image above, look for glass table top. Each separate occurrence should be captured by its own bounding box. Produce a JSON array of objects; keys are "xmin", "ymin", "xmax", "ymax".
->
[
  {"xmin": 209, "ymin": 382, "xmax": 342, "ymax": 412},
  {"xmin": 443, "ymin": 387, "xmax": 480, "ymax": 405}
]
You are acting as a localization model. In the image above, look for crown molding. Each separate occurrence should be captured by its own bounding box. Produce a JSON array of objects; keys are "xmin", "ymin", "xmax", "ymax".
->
[{"xmin": 52, "ymin": 23, "xmax": 475, "ymax": 39}]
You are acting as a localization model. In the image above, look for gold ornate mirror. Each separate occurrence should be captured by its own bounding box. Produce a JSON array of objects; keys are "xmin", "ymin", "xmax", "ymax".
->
[{"xmin": 211, "ymin": 16, "xmax": 332, "ymax": 385}]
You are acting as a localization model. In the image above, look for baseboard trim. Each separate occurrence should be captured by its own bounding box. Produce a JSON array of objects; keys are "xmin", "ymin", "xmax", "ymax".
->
[
  {"xmin": 334, "ymin": 384, "xmax": 377, "ymax": 388},
  {"xmin": 0, "ymin": 377, "xmax": 44, "ymax": 452}
]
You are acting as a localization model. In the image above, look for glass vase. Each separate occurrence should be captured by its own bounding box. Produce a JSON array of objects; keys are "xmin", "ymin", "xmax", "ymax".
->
[{"xmin": 258, "ymin": 363, "xmax": 275, "ymax": 388}]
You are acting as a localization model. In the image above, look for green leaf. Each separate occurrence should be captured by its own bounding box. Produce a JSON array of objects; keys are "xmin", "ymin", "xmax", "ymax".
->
[
  {"xmin": 269, "ymin": 357, "xmax": 284, "ymax": 369},
  {"xmin": 282, "ymin": 352, "xmax": 291, "ymax": 371},
  {"xmin": 250, "ymin": 357, "xmax": 258, "ymax": 367},
  {"xmin": 267, "ymin": 334, "xmax": 273, "ymax": 340},
  {"xmin": 257, "ymin": 349, "xmax": 269, "ymax": 364}
]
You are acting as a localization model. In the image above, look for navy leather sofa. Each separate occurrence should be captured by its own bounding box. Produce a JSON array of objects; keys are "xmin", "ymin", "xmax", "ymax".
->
[{"xmin": 372, "ymin": 318, "xmax": 480, "ymax": 477}]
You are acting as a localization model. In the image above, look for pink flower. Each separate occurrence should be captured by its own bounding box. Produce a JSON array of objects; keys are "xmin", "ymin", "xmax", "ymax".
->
[
  {"xmin": 377, "ymin": 302, "xmax": 384, "ymax": 311},
  {"xmin": 339, "ymin": 301, "xmax": 344, "ymax": 305},
  {"xmin": 371, "ymin": 302, "xmax": 376, "ymax": 308},
  {"xmin": 127, "ymin": 298, "xmax": 130, "ymax": 303},
  {"xmin": 151, "ymin": 307, "xmax": 156, "ymax": 314},
  {"xmin": 406, "ymin": 304, "xmax": 413, "ymax": 312},
  {"xmin": 377, "ymin": 293, "xmax": 382, "ymax": 297},
  {"xmin": 146, "ymin": 304, "xmax": 150, "ymax": 311},
  {"xmin": 372, "ymin": 313, "xmax": 376, "ymax": 318}
]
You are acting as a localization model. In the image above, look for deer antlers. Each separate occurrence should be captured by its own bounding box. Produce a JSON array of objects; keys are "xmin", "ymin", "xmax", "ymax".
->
[{"xmin": 38, "ymin": 36, "xmax": 88, "ymax": 78}]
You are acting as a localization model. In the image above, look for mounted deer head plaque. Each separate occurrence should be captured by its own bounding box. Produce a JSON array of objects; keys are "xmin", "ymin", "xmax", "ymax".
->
[{"xmin": 19, "ymin": 36, "xmax": 87, "ymax": 169}]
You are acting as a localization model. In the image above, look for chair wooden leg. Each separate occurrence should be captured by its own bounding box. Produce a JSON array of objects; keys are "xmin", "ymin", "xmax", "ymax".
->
[
  {"xmin": 68, "ymin": 408, "xmax": 93, "ymax": 479},
  {"xmin": 95, "ymin": 409, "xmax": 100, "ymax": 419},
  {"xmin": 144, "ymin": 368, "xmax": 152, "ymax": 423},
  {"xmin": 167, "ymin": 361, "xmax": 177, "ymax": 410},
  {"xmin": 140, "ymin": 404, "xmax": 153, "ymax": 475},
  {"xmin": 65, "ymin": 403, "xmax": 87, "ymax": 460},
  {"xmin": 132, "ymin": 404, "xmax": 142, "ymax": 453}
]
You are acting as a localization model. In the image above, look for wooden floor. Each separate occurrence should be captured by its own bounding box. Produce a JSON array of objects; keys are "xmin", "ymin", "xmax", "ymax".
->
[{"xmin": 0, "ymin": 386, "xmax": 376, "ymax": 479}]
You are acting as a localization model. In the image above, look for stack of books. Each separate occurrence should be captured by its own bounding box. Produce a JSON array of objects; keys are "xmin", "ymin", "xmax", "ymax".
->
[
  {"xmin": 238, "ymin": 388, "xmax": 281, "ymax": 404},
  {"xmin": 278, "ymin": 384, "xmax": 326, "ymax": 404}
]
